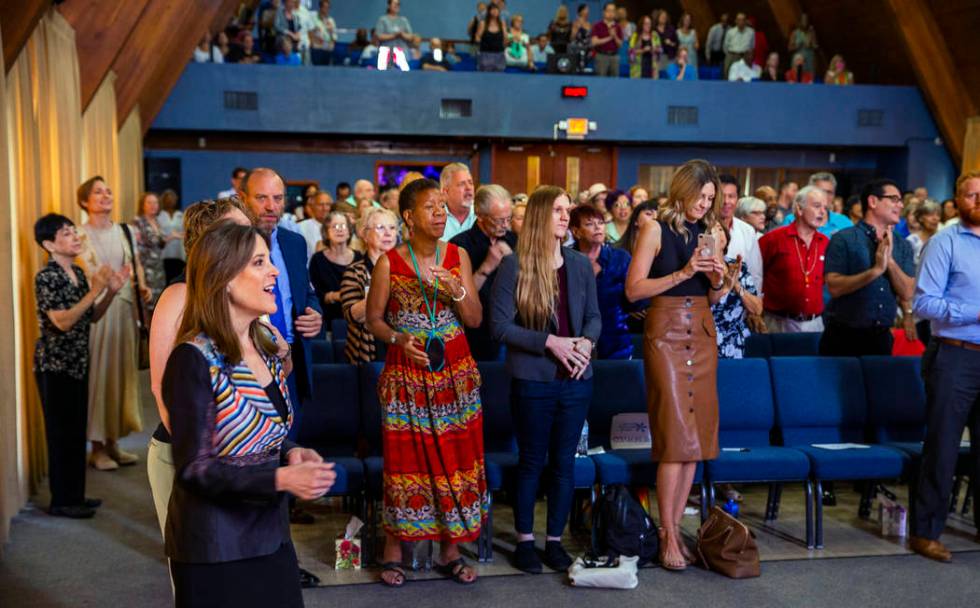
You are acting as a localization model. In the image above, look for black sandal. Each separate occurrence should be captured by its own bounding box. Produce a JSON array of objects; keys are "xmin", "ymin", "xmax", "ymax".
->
[
  {"xmin": 380, "ymin": 562, "xmax": 407, "ymax": 587},
  {"xmin": 435, "ymin": 557, "xmax": 477, "ymax": 585}
]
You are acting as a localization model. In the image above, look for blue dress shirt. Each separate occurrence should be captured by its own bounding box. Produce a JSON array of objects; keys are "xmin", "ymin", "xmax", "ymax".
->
[
  {"xmin": 269, "ymin": 228, "xmax": 294, "ymax": 343},
  {"xmin": 913, "ymin": 223, "xmax": 980, "ymax": 343}
]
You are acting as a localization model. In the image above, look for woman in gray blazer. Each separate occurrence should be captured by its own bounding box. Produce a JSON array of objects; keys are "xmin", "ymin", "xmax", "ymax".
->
[{"xmin": 491, "ymin": 185, "xmax": 601, "ymax": 574}]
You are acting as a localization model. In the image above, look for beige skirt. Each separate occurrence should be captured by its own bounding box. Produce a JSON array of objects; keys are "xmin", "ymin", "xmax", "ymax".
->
[
  {"xmin": 87, "ymin": 295, "xmax": 142, "ymax": 442},
  {"xmin": 643, "ymin": 295, "xmax": 719, "ymax": 463}
]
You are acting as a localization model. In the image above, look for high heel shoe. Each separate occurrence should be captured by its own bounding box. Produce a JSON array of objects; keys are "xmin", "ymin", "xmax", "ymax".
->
[
  {"xmin": 657, "ymin": 528, "xmax": 687, "ymax": 571},
  {"xmin": 675, "ymin": 526, "xmax": 696, "ymax": 565}
]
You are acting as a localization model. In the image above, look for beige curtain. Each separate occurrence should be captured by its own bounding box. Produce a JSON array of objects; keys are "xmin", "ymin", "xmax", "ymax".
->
[
  {"xmin": 81, "ymin": 72, "xmax": 121, "ymax": 221},
  {"xmin": 1, "ymin": 9, "xmax": 149, "ymax": 545},
  {"xmin": 0, "ymin": 24, "xmax": 26, "ymax": 554},
  {"xmin": 2, "ymin": 8, "xmax": 85, "ymax": 533},
  {"xmin": 117, "ymin": 107, "xmax": 144, "ymax": 220}
]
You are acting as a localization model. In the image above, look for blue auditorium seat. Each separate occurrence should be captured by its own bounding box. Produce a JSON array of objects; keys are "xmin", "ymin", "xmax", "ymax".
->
[
  {"xmin": 587, "ymin": 360, "xmax": 703, "ymax": 489},
  {"xmin": 300, "ymin": 365, "xmax": 365, "ymax": 499},
  {"xmin": 744, "ymin": 333, "xmax": 772, "ymax": 358},
  {"xmin": 331, "ymin": 339, "xmax": 347, "ymax": 364},
  {"xmin": 479, "ymin": 362, "xmax": 515, "ymax": 493},
  {"xmin": 863, "ymin": 356, "xmax": 971, "ymax": 471},
  {"xmin": 359, "ymin": 363, "xmax": 385, "ymax": 498},
  {"xmin": 705, "ymin": 359, "xmax": 813, "ymax": 544},
  {"xmin": 769, "ymin": 332, "xmax": 822, "ymax": 357},
  {"xmin": 311, "ymin": 339, "xmax": 333, "ymax": 364},
  {"xmin": 770, "ymin": 357, "xmax": 906, "ymax": 548},
  {"xmin": 331, "ymin": 318, "xmax": 348, "ymax": 341}
]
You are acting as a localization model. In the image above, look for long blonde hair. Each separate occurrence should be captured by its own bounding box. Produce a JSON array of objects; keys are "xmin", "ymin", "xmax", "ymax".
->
[
  {"xmin": 515, "ymin": 185, "xmax": 566, "ymax": 331},
  {"xmin": 658, "ymin": 159, "xmax": 720, "ymax": 241}
]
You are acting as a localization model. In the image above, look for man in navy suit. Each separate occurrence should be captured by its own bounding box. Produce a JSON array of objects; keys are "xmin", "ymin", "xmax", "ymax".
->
[
  {"xmin": 239, "ymin": 168, "xmax": 322, "ymax": 433},
  {"xmin": 240, "ymin": 168, "xmax": 323, "ymax": 540}
]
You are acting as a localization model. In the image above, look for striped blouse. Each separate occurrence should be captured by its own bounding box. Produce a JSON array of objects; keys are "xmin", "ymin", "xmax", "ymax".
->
[{"xmin": 340, "ymin": 257, "xmax": 378, "ymax": 364}]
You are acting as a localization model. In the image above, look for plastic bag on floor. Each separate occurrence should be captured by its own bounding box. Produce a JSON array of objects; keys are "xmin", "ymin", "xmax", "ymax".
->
[
  {"xmin": 880, "ymin": 495, "xmax": 907, "ymax": 538},
  {"xmin": 568, "ymin": 555, "xmax": 639, "ymax": 589}
]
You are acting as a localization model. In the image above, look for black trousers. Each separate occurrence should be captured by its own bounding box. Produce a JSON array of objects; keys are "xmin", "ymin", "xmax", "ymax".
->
[
  {"xmin": 34, "ymin": 371, "xmax": 88, "ymax": 508},
  {"xmin": 912, "ymin": 341, "xmax": 980, "ymax": 539},
  {"xmin": 819, "ymin": 320, "xmax": 893, "ymax": 357}
]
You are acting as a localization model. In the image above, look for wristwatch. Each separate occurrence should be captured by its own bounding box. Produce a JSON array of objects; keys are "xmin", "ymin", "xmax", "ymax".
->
[{"xmin": 389, "ymin": 332, "xmax": 398, "ymax": 345}]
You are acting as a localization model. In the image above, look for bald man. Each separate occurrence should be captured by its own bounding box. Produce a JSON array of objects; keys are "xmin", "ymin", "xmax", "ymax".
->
[{"xmin": 346, "ymin": 179, "xmax": 379, "ymax": 210}]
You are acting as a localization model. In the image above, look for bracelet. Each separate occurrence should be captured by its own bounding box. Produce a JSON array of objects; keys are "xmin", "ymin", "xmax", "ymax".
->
[
  {"xmin": 451, "ymin": 285, "xmax": 467, "ymax": 302},
  {"xmin": 710, "ymin": 281, "xmax": 725, "ymax": 291},
  {"xmin": 389, "ymin": 331, "xmax": 398, "ymax": 345}
]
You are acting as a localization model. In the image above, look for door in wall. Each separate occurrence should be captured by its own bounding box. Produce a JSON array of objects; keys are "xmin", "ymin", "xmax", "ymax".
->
[{"xmin": 491, "ymin": 143, "xmax": 616, "ymax": 198}]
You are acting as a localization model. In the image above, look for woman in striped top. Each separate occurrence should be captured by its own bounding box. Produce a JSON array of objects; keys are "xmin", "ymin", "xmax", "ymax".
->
[
  {"xmin": 339, "ymin": 207, "xmax": 400, "ymax": 364},
  {"xmin": 162, "ymin": 223, "xmax": 336, "ymax": 608}
]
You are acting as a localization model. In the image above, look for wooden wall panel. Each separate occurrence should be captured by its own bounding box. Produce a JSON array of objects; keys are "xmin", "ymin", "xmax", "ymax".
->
[
  {"xmin": 928, "ymin": 0, "xmax": 980, "ymax": 126},
  {"xmin": 1, "ymin": 0, "xmax": 48, "ymax": 73},
  {"xmin": 58, "ymin": 0, "xmax": 152, "ymax": 110},
  {"xmin": 885, "ymin": 0, "xmax": 974, "ymax": 163},
  {"xmin": 766, "ymin": 0, "xmax": 803, "ymax": 37}
]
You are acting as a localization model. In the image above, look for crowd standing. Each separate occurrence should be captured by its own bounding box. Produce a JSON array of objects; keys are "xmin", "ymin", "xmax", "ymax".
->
[
  {"xmin": 195, "ymin": 2, "xmax": 858, "ymax": 85},
  {"xmin": 29, "ymin": 161, "xmax": 978, "ymax": 597}
]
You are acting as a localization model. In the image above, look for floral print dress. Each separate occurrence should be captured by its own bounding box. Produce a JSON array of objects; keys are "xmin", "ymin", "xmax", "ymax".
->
[{"xmin": 710, "ymin": 257, "xmax": 759, "ymax": 359}]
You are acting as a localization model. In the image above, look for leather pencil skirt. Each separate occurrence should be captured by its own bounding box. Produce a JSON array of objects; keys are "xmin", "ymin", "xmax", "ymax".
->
[{"xmin": 643, "ymin": 296, "xmax": 719, "ymax": 463}]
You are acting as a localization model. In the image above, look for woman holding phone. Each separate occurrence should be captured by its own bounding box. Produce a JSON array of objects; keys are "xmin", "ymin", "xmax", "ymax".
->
[
  {"xmin": 365, "ymin": 178, "xmax": 486, "ymax": 587},
  {"xmin": 625, "ymin": 160, "xmax": 728, "ymax": 571},
  {"xmin": 491, "ymin": 185, "xmax": 601, "ymax": 574}
]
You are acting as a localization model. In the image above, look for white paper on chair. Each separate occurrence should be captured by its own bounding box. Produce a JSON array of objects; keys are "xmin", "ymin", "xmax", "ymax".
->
[
  {"xmin": 609, "ymin": 413, "xmax": 652, "ymax": 450},
  {"xmin": 811, "ymin": 443, "xmax": 871, "ymax": 450}
]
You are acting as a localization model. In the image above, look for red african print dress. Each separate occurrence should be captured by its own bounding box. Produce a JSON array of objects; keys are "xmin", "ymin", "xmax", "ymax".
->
[{"xmin": 378, "ymin": 244, "xmax": 488, "ymax": 542}]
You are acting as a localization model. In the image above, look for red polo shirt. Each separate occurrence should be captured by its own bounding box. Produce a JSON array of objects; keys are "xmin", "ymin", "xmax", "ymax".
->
[{"xmin": 758, "ymin": 223, "xmax": 829, "ymax": 317}]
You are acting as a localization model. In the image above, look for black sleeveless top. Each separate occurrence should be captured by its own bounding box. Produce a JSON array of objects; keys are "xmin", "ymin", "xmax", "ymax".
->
[
  {"xmin": 649, "ymin": 220, "xmax": 710, "ymax": 297},
  {"xmin": 480, "ymin": 25, "xmax": 505, "ymax": 53}
]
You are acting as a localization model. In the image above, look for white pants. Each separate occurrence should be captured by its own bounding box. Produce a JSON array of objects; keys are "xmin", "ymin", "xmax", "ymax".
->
[
  {"xmin": 764, "ymin": 312, "xmax": 825, "ymax": 334},
  {"xmin": 147, "ymin": 437, "xmax": 175, "ymax": 537}
]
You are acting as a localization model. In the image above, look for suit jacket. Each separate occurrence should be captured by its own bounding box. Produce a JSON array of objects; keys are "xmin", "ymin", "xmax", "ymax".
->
[
  {"xmin": 276, "ymin": 228, "xmax": 321, "ymax": 400},
  {"xmin": 490, "ymin": 248, "xmax": 602, "ymax": 381}
]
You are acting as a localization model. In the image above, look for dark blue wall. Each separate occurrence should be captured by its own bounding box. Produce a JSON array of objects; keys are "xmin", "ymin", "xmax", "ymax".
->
[
  {"xmin": 149, "ymin": 63, "xmax": 958, "ymax": 199},
  {"xmin": 145, "ymin": 149, "xmax": 471, "ymax": 205}
]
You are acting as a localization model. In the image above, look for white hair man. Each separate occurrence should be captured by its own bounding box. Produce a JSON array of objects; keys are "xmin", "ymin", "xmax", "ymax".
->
[
  {"xmin": 758, "ymin": 185, "xmax": 829, "ymax": 333},
  {"xmin": 783, "ymin": 172, "xmax": 853, "ymax": 236},
  {"xmin": 440, "ymin": 162, "xmax": 476, "ymax": 241},
  {"xmin": 449, "ymin": 183, "xmax": 516, "ymax": 360}
]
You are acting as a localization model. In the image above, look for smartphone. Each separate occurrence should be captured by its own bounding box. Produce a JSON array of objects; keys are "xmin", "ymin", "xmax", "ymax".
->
[{"xmin": 697, "ymin": 233, "xmax": 716, "ymax": 258}]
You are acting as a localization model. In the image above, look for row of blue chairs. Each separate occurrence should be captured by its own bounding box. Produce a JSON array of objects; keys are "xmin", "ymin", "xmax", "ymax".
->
[{"xmin": 298, "ymin": 354, "xmax": 946, "ymax": 558}]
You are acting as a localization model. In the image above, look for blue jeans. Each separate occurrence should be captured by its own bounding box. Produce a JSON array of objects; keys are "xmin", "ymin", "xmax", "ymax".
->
[{"xmin": 511, "ymin": 377, "xmax": 593, "ymax": 538}]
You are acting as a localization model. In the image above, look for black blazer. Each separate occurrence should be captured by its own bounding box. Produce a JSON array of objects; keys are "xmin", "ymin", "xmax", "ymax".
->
[
  {"xmin": 163, "ymin": 344, "xmax": 298, "ymax": 563},
  {"xmin": 490, "ymin": 247, "xmax": 602, "ymax": 381},
  {"xmin": 276, "ymin": 228, "xmax": 321, "ymax": 400}
]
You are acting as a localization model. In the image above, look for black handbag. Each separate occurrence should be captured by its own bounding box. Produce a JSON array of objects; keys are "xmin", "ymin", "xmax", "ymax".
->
[{"xmin": 121, "ymin": 224, "xmax": 150, "ymax": 370}]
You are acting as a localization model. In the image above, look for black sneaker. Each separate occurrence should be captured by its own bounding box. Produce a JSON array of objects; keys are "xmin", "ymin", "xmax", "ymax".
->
[
  {"xmin": 49, "ymin": 505, "xmax": 96, "ymax": 519},
  {"xmin": 542, "ymin": 541, "xmax": 573, "ymax": 571},
  {"xmin": 513, "ymin": 540, "xmax": 542, "ymax": 574},
  {"xmin": 84, "ymin": 497, "xmax": 103, "ymax": 508}
]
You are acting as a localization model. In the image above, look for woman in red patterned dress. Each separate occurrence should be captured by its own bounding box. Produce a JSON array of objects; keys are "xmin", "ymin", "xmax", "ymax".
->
[{"xmin": 366, "ymin": 178, "xmax": 486, "ymax": 586}]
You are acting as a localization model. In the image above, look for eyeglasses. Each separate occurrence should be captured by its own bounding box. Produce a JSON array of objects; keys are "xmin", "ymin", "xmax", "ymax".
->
[
  {"xmin": 613, "ymin": 202, "xmax": 631, "ymax": 210},
  {"xmin": 329, "ymin": 223, "xmax": 349, "ymax": 231},
  {"xmin": 485, "ymin": 215, "xmax": 512, "ymax": 226},
  {"xmin": 879, "ymin": 194, "xmax": 902, "ymax": 203}
]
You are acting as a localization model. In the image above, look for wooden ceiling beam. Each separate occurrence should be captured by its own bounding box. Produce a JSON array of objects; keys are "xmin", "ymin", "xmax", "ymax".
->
[
  {"xmin": 1, "ymin": 0, "xmax": 48, "ymax": 73},
  {"xmin": 883, "ymin": 0, "xmax": 974, "ymax": 164},
  {"xmin": 58, "ymin": 0, "xmax": 152, "ymax": 111},
  {"xmin": 766, "ymin": 0, "xmax": 802, "ymax": 38},
  {"xmin": 135, "ymin": 0, "xmax": 240, "ymax": 132}
]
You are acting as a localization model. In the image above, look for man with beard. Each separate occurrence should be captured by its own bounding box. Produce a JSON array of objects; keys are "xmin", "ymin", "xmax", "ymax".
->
[
  {"xmin": 821, "ymin": 178, "xmax": 914, "ymax": 356},
  {"xmin": 909, "ymin": 171, "xmax": 980, "ymax": 563}
]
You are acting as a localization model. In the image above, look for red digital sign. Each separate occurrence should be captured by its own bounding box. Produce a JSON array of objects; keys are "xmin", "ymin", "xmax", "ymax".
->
[{"xmin": 562, "ymin": 86, "xmax": 588, "ymax": 99}]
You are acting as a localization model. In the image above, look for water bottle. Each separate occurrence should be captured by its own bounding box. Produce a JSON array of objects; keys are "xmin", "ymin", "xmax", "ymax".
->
[
  {"xmin": 577, "ymin": 420, "xmax": 589, "ymax": 456},
  {"xmin": 722, "ymin": 497, "xmax": 740, "ymax": 519}
]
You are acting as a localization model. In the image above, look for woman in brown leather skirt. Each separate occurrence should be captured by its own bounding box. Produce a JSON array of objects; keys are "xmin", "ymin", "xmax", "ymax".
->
[{"xmin": 625, "ymin": 160, "xmax": 730, "ymax": 571}]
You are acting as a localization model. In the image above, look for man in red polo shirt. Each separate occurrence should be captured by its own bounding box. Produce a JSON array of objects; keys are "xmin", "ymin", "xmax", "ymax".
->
[
  {"xmin": 759, "ymin": 185, "xmax": 829, "ymax": 333},
  {"xmin": 591, "ymin": 2, "xmax": 623, "ymax": 77}
]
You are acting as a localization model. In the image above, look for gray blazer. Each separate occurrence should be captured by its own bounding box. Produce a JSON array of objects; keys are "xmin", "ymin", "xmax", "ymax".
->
[{"xmin": 490, "ymin": 248, "xmax": 602, "ymax": 381}]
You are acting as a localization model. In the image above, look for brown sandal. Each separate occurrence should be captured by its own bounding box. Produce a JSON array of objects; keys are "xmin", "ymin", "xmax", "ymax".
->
[{"xmin": 658, "ymin": 528, "xmax": 687, "ymax": 571}]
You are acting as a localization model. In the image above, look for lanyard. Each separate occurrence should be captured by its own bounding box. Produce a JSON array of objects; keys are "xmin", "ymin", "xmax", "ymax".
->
[{"xmin": 407, "ymin": 243, "xmax": 440, "ymax": 328}]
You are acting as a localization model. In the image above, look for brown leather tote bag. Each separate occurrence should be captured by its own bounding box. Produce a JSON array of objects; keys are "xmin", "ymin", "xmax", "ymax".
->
[{"xmin": 696, "ymin": 506, "xmax": 761, "ymax": 579}]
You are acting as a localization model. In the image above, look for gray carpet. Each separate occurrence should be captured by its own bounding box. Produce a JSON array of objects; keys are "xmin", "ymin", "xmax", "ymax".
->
[{"xmin": 3, "ymin": 380, "xmax": 979, "ymax": 607}]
